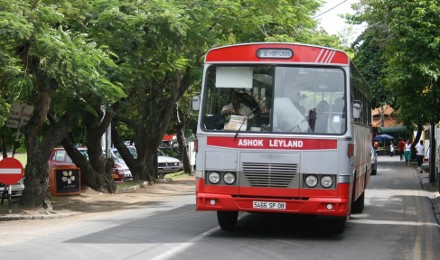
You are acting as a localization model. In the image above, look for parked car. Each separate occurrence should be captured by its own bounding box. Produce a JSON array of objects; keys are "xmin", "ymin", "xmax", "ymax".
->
[
  {"xmin": 157, "ymin": 149, "xmax": 181, "ymax": 174},
  {"xmin": 106, "ymin": 148, "xmax": 133, "ymax": 180},
  {"xmin": 371, "ymin": 146, "xmax": 377, "ymax": 175},
  {"xmin": 126, "ymin": 146, "xmax": 181, "ymax": 174},
  {"xmin": 0, "ymin": 179, "xmax": 24, "ymax": 198},
  {"xmin": 48, "ymin": 147, "xmax": 132, "ymax": 181}
]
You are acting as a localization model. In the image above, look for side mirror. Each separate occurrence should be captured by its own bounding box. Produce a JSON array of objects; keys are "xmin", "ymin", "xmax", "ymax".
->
[
  {"xmin": 191, "ymin": 95, "xmax": 200, "ymax": 111},
  {"xmin": 352, "ymin": 100, "xmax": 362, "ymax": 119}
]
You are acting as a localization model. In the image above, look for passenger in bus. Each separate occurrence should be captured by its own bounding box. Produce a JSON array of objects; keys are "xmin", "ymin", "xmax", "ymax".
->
[
  {"xmin": 273, "ymin": 88, "xmax": 310, "ymax": 132},
  {"xmin": 221, "ymin": 91, "xmax": 257, "ymax": 119},
  {"xmin": 332, "ymin": 97, "xmax": 345, "ymax": 116},
  {"xmin": 314, "ymin": 100, "xmax": 330, "ymax": 133}
]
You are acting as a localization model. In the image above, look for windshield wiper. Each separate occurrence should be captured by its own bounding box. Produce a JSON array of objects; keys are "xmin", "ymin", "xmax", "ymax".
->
[{"xmin": 233, "ymin": 107, "xmax": 259, "ymax": 140}]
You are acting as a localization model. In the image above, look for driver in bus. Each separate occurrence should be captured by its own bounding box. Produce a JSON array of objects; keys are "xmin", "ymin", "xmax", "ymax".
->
[
  {"xmin": 273, "ymin": 87, "xmax": 311, "ymax": 133},
  {"xmin": 221, "ymin": 91, "xmax": 256, "ymax": 119}
]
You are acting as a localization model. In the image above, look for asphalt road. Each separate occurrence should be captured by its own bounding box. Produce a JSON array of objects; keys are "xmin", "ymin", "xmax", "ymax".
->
[{"xmin": 1, "ymin": 156, "xmax": 439, "ymax": 260}]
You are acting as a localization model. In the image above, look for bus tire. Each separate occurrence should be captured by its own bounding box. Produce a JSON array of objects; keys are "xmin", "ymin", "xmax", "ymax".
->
[
  {"xmin": 217, "ymin": 211, "xmax": 238, "ymax": 231},
  {"xmin": 330, "ymin": 218, "xmax": 346, "ymax": 234},
  {"xmin": 351, "ymin": 191, "xmax": 365, "ymax": 214}
]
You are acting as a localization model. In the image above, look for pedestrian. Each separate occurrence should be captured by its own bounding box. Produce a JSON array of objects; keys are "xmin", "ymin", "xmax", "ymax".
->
[
  {"xmin": 404, "ymin": 140, "xmax": 411, "ymax": 166},
  {"xmin": 398, "ymin": 139, "xmax": 406, "ymax": 161},
  {"xmin": 373, "ymin": 141, "xmax": 379, "ymax": 151},
  {"xmin": 415, "ymin": 140, "xmax": 425, "ymax": 173},
  {"xmin": 389, "ymin": 142, "xmax": 394, "ymax": 157}
]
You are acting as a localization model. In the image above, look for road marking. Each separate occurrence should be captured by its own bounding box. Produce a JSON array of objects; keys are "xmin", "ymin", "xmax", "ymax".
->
[
  {"xmin": 350, "ymin": 219, "xmax": 439, "ymax": 227},
  {"xmin": 150, "ymin": 226, "xmax": 220, "ymax": 260}
]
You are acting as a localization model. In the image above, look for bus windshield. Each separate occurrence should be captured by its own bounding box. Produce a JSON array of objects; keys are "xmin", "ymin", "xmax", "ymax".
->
[{"xmin": 201, "ymin": 65, "xmax": 346, "ymax": 134}]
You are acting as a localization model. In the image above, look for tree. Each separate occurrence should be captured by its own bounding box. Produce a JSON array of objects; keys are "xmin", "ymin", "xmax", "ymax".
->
[
  {"xmin": 1, "ymin": 0, "xmax": 345, "ymax": 209},
  {"xmin": 353, "ymin": 0, "xmax": 440, "ymax": 125},
  {"xmin": 88, "ymin": 0, "xmax": 341, "ymax": 182},
  {"xmin": 0, "ymin": 0, "xmax": 125, "ymax": 209}
]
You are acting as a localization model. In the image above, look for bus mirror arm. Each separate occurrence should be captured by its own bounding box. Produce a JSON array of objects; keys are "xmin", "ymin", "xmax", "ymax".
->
[{"xmin": 233, "ymin": 106, "xmax": 259, "ymax": 140}]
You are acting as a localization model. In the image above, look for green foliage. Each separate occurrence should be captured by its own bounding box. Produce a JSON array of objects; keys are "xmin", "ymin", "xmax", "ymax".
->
[
  {"xmin": 352, "ymin": 0, "xmax": 440, "ymax": 125},
  {"xmin": 0, "ymin": 0, "xmax": 347, "ymax": 186}
]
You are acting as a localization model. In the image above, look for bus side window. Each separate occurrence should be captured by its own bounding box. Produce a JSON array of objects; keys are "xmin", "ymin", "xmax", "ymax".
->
[{"xmin": 330, "ymin": 97, "xmax": 345, "ymax": 133}]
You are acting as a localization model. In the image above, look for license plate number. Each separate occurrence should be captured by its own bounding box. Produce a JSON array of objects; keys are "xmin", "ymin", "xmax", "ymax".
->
[{"xmin": 253, "ymin": 201, "xmax": 286, "ymax": 210}]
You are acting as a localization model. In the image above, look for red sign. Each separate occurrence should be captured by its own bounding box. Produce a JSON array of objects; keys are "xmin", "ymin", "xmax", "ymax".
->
[
  {"xmin": 206, "ymin": 136, "xmax": 337, "ymax": 150},
  {"xmin": 0, "ymin": 157, "xmax": 24, "ymax": 185}
]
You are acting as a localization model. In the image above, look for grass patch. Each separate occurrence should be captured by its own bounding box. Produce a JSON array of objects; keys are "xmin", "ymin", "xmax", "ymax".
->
[
  {"xmin": 116, "ymin": 180, "xmax": 146, "ymax": 189},
  {"xmin": 163, "ymin": 171, "xmax": 193, "ymax": 179},
  {"xmin": 1, "ymin": 153, "xmax": 27, "ymax": 166}
]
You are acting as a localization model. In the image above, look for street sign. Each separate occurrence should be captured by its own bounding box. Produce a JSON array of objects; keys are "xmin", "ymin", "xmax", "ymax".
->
[
  {"xmin": 6, "ymin": 103, "xmax": 34, "ymax": 129},
  {"xmin": 0, "ymin": 157, "xmax": 24, "ymax": 185}
]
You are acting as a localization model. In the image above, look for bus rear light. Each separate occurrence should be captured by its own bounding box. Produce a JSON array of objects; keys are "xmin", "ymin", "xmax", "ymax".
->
[
  {"xmin": 348, "ymin": 143, "xmax": 354, "ymax": 157},
  {"xmin": 210, "ymin": 199, "xmax": 217, "ymax": 206},
  {"xmin": 326, "ymin": 204, "xmax": 334, "ymax": 210},
  {"xmin": 194, "ymin": 138, "xmax": 198, "ymax": 153}
]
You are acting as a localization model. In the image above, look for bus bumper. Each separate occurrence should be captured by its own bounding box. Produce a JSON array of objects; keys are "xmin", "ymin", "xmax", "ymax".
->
[{"xmin": 196, "ymin": 193, "xmax": 349, "ymax": 217}]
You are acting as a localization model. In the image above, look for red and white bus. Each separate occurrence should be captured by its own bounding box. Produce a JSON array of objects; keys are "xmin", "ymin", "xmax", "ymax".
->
[{"xmin": 193, "ymin": 43, "xmax": 372, "ymax": 233}]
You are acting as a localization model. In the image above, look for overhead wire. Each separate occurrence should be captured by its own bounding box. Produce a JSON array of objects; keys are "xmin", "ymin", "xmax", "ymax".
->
[{"xmin": 312, "ymin": 0, "xmax": 348, "ymax": 19}]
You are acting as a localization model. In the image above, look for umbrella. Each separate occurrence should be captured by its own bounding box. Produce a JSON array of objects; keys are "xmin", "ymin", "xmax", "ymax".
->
[{"xmin": 373, "ymin": 134, "xmax": 394, "ymax": 142}]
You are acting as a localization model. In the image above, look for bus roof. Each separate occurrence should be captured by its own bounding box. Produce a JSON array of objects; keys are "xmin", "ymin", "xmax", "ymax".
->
[{"xmin": 205, "ymin": 42, "xmax": 349, "ymax": 65}]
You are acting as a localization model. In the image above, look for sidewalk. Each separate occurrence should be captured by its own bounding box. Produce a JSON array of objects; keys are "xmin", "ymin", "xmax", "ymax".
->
[
  {"xmin": 0, "ymin": 176, "xmax": 196, "ymax": 221},
  {"xmin": 378, "ymin": 154, "xmax": 440, "ymax": 223}
]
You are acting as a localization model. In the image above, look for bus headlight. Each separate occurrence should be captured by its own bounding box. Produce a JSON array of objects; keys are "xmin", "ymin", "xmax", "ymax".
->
[
  {"xmin": 305, "ymin": 175, "xmax": 318, "ymax": 188},
  {"xmin": 320, "ymin": 175, "xmax": 333, "ymax": 188},
  {"xmin": 208, "ymin": 172, "xmax": 221, "ymax": 184},
  {"xmin": 223, "ymin": 172, "xmax": 236, "ymax": 185}
]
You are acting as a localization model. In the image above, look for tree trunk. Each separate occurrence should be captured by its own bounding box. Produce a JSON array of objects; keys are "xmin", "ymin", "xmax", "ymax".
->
[
  {"xmin": 175, "ymin": 116, "xmax": 191, "ymax": 173},
  {"xmin": 80, "ymin": 110, "xmax": 117, "ymax": 193},
  {"xmin": 20, "ymin": 149, "xmax": 52, "ymax": 209},
  {"xmin": 429, "ymin": 122, "xmax": 435, "ymax": 183},
  {"xmin": 412, "ymin": 124, "xmax": 423, "ymax": 160},
  {"xmin": 62, "ymin": 137, "xmax": 116, "ymax": 193}
]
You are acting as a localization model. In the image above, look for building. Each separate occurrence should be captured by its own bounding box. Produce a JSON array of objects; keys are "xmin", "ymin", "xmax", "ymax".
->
[{"xmin": 372, "ymin": 104, "xmax": 406, "ymax": 138}]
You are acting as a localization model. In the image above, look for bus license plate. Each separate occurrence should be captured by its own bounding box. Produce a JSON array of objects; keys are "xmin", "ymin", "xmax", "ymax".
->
[{"xmin": 253, "ymin": 201, "xmax": 286, "ymax": 210}]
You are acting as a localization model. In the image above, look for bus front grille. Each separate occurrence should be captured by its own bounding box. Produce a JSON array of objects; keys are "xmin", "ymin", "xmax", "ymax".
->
[{"xmin": 242, "ymin": 162, "xmax": 298, "ymax": 188}]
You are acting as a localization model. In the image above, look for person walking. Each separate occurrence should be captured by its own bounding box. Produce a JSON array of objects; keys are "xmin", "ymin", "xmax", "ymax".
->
[
  {"xmin": 389, "ymin": 142, "xmax": 395, "ymax": 157},
  {"xmin": 398, "ymin": 139, "xmax": 406, "ymax": 161},
  {"xmin": 404, "ymin": 140, "xmax": 412, "ymax": 166},
  {"xmin": 415, "ymin": 140, "xmax": 425, "ymax": 173}
]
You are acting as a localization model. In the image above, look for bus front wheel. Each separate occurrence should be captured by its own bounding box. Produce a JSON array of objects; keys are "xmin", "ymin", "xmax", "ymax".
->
[
  {"xmin": 351, "ymin": 191, "xmax": 365, "ymax": 214},
  {"xmin": 217, "ymin": 211, "xmax": 238, "ymax": 231},
  {"xmin": 331, "ymin": 218, "xmax": 346, "ymax": 234}
]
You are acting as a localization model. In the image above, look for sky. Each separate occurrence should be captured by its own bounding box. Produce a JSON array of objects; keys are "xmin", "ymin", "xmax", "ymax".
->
[{"xmin": 315, "ymin": 0, "xmax": 365, "ymax": 43}]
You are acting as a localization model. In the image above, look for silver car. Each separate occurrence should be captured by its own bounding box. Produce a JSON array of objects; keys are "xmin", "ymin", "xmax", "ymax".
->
[
  {"xmin": 371, "ymin": 146, "xmax": 377, "ymax": 175},
  {"xmin": 0, "ymin": 179, "xmax": 25, "ymax": 198},
  {"xmin": 126, "ymin": 146, "xmax": 181, "ymax": 174}
]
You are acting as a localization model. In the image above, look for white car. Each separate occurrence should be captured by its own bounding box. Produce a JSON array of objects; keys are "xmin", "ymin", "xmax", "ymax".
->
[
  {"xmin": 157, "ymin": 149, "xmax": 181, "ymax": 174},
  {"xmin": 126, "ymin": 146, "xmax": 181, "ymax": 174}
]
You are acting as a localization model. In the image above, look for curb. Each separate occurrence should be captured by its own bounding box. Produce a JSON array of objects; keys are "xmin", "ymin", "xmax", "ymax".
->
[
  {"xmin": 0, "ymin": 178, "xmax": 174, "ymax": 221},
  {"xmin": 0, "ymin": 211, "xmax": 80, "ymax": 221},
  {"xmin": 418, "ymin": 171, "xmax": 440, "ymax": 226}
]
